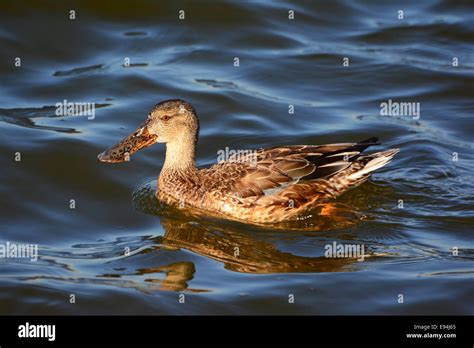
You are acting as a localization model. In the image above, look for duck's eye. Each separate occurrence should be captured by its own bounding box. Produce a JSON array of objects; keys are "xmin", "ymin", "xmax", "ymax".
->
[{"xmin": 162, "ymin": 115, "xmax": 171, "ymax": 121}]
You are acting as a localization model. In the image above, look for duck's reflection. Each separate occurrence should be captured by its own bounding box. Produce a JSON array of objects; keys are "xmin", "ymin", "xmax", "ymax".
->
[
  {"xmin": 128, "ymin": 184, "xmax": 369, "ymax": 291},
  {"xmin": 155, "ymin": 215, "xmax": 361, "ymax": 275},
  {"xmin": 22, "ymin": 198, "xmax": 369, "ymax": 294},
  {"xmin": 136, "ymin": 261, "xmax": 197, "ymax": 292}
]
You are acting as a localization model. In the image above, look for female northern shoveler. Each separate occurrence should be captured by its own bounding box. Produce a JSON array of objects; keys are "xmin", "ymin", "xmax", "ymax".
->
[{"xmin": 98, "ymin": 99, "xmax": 399, "ymax": 223}]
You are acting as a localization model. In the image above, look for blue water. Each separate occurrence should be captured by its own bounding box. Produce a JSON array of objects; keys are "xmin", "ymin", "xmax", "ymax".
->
[{"xmin": 0, "ymin": 0, "xmax": 473, "ymax": 314}]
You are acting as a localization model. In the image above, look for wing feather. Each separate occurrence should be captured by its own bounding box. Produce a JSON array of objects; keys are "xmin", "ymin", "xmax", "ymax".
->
[{"xmin": 207, "ymin": 138, "xmax": 380, "ymax": 199}]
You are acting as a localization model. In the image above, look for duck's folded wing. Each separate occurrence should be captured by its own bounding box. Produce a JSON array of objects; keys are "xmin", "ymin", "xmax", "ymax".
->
[{"xmin": 226, "ymin": 138, "xmax": 380, "ymax": 198}]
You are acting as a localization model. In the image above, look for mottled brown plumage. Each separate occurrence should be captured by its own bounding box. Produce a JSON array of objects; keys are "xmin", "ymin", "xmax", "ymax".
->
[{"xmin": 98, "ymin": 99, "xmax": 399, "ymax": 224}]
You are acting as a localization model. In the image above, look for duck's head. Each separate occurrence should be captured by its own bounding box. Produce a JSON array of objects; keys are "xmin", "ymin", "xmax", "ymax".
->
[{"xmin": 98, "ymin": 99, "xmax": 199, "ymax": 163}]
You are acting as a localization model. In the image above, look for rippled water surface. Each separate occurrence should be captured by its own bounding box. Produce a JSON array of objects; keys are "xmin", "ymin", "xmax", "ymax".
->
[{"xmin": 1, "ymin": 0, "xmax": 473, "ymax": 314}]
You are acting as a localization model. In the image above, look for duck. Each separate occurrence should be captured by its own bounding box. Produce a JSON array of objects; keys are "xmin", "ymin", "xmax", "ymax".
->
[{"xmin": 98, "ymin": 99, "xmax": 399, "ymax": 224}]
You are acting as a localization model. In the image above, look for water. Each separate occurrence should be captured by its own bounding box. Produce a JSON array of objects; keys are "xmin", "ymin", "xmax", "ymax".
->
[{"xmin": 1, "ymin": 0, "xmax": 473, "ymax": 315}]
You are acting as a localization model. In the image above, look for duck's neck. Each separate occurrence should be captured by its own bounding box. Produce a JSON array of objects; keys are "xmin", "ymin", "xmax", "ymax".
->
[{"xmin": 161, "ymin": 134, "xmax": 197, "ymax": 175}]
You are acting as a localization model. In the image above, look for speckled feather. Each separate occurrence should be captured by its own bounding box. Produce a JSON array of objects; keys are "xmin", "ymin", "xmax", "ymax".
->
[{"xmin": 157, "ymin": 140, "xmax": 399, "ymax": 223}]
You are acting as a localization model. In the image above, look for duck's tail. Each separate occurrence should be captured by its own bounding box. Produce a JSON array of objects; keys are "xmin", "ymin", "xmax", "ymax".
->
[
  {"xmin": 323, "ymin": 148, "xmax": 399, "ymax": 198},
  {"xmin": 348, "ymin": 148, "xmax": 400, "ymax": 180}
]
